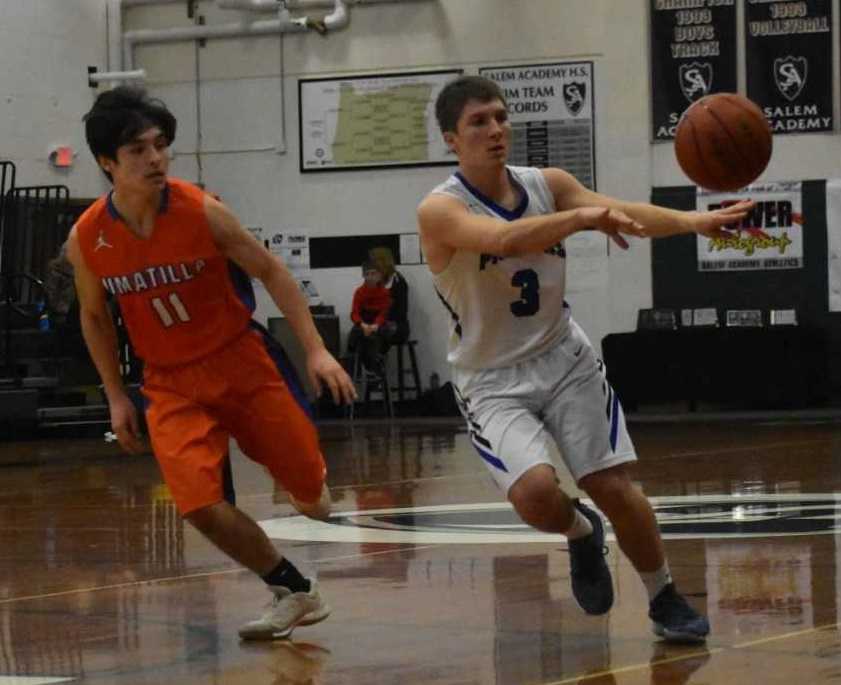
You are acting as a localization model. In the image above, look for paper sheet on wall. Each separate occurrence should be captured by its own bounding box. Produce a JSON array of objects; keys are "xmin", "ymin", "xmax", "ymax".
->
[
  {"xmin": 260, "ymin": 228, "xmax": 321, "ymax": 305},
  {"xmin": 826, "ymin": 180, "xmax": 841, "ymax": 311},
  {"xmin": 399, "ymin": 233, "xmax": 422, "ymax": 264},
  {"xmin": 268, "ymin": 230, "xmax": 310, "ymax": 274}
]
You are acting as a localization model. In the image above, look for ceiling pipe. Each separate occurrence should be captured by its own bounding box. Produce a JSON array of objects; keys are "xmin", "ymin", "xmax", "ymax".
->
[
  {"xmin": 89, "ymin": 69, "xmax": 147, "ymax": 84},
  {"xmin": 123, "ymin": 0, "xmax": 350, "ymax": 68},
  {"xmin": 323, "ymin": 0, "xmax": 348, "ymax": 30},
  {"xmin": 215, "ymin": 0, "xmax": 348, "ymax": 27},
  {"xmin": 122, "ymin": 0, "xmax": 182, "ymax": 5},
  {"xmin": 122, "ymin": 0, "xmax": 426, "ymax": 6},
  {"xmin": 216, "ymin": 0, "xmax": 281, "ymax": 10},
  {"xmin": 124, "ymin": 17, "xmax": 302, "ymax": 69},
  {"xmin": 287, "ymin": 0, "xmax": 430, "ymax": 5},
  {"xmin": 107, "ymin": 0, "xmax": 123, "ymax": 70}
]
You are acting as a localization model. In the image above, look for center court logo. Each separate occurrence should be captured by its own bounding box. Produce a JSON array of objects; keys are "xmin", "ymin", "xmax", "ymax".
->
[{"xmin": 259, "ymin": 494, "xmax": 841, "ymax": 544}]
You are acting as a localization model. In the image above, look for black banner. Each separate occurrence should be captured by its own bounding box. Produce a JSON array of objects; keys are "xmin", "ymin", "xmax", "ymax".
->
[
  {"xmin": 745, "ymin": 0, "xmax": 833, "ymax": 135},
  {"xmin": 650, "ymin": 0, "xmax": 737, "ymax": 140}
]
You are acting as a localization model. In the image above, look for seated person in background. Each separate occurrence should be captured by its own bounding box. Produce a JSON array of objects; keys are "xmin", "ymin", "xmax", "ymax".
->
[
  {"xmin": 43, "ymin": 240, "xmax": 76, "ymax": 328},
  {"xmin": 347, "ymin": 260, "xmax": 391, "ymax": 373},
  {"xmin": 369, "ymin": 246, "xmax": 410, "ymax": 347}
]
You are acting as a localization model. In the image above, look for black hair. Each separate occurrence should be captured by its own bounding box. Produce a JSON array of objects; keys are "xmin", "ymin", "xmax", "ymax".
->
[
  {"xmin": 83, "ymin": 86, "xmax": 177, "ymax": 182},
  {"xmin": 435, "ymin": 75, "xmax": 507, "ymax": 134}
]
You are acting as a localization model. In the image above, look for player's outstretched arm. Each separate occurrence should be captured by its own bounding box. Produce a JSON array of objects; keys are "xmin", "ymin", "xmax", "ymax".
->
[
  {"xmin": 417, "ymin": 192, "xmax": 642, "ymax": 267},
  {"xmin": 543, "ymin": 167, "xmax": 753, "ymax": 238},
  {"xmin": 204, "ymin": 195, "xmax": 356, "ymax": 405},
  {"xmin": 66, "ymin": 228, "xmax": 144, "ymax": 454}
]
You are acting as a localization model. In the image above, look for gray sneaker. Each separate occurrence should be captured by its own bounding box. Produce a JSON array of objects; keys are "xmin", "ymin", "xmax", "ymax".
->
[
  {"xmin": 238, "ymin": 579, "xmax": 331, "ymax": 641},
  {"xmin": 568, "ymin": 499, "xmax": 614, "ymax": 615}
]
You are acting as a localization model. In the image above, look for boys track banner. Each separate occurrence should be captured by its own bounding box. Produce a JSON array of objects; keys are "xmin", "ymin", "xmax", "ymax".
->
[
  {"xmin": 745, "ymin": 0, "xmax": 833, "ymax": 134},
  {"xmin": 696, "ymin": 182, "xmax": 803, "ymax": 272},
  {"xmin": 650, "ymin": 0, "xmax": 737, "ymax": 140}
]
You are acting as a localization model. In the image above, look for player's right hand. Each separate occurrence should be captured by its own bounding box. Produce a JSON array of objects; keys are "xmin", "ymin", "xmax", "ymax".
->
[
  {"xmin": 307, "ymin": 347, "xmax": 358, "ymax": 405},
  {"xmin": 108, "ymin": 392, "xmax": 145, "ymax": 455},
  {"xmin": 578, "ymin": 207, "xmax": 645, "ymax": 249},
  {"xmin": 691, "ymin": 199, "xmax": 754, "ymax": 239}
]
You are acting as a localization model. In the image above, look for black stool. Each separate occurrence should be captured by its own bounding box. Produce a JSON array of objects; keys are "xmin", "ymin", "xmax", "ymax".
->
[
  {"xmin": 390, "ymin": 340, "xmax": 422, "ymax": 403},
  {"xmin": 348, "ymin": 348, "xmax": 393, "ymax": 420}
]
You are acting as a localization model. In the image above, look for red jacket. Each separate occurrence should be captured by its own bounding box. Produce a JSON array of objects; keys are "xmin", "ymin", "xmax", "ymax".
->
[{"xmin": 351, "ymin": 284, "xmax": 390, "ymax": 326}]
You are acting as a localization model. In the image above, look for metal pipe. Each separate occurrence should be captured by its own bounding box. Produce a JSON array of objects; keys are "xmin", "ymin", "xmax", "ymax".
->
[
  {"xmin": 122, "ymin": 0, "xmax": 426, "ymax": 6},
  {"xmin": 287, "ymin": 0, "xmax": 429, "ymax": 6},
  {"xmin": 216, "ymin": 0, "xmax": 281, "ymax": 10},
  {"xmin": 324, "ymin": 0, "xmax": 348, "ymax": 30},
  {"xmin": 123, "ymin": 18, "xmax": 307, "ymax": 69},
  {"xmin": 89, "ymin": 69, "xmax": 147, "ymax": 83},
  {"xmin": 107, "ymin": 0, "xmax": 123, "ymax": 71},
  {"xmin": 122, "ymin": 0, "xmax": 181, "ymax": 5}
]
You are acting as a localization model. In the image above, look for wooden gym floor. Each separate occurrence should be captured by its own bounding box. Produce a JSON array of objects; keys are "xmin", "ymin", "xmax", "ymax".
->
[{"xmin": 0, "ymin": 414, "xmax": 840, "ymax": 684}]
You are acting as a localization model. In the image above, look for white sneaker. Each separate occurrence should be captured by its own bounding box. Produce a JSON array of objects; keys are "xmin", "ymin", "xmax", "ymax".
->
[{"xmin": 238, "ymin": 579, "xmax": 330, "ymax": 641}]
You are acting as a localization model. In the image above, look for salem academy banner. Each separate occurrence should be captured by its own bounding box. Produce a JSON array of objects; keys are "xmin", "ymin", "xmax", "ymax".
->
[{"xmin": 696, "ymin": 182, "xmax": 803, "ymax": 271}]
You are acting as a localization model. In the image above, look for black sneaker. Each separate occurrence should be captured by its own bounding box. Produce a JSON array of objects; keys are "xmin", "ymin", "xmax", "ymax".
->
[
  {"xmin": 649, "ymin": 583, "xmax": 710, "ymax": 643},
  {"xmin": 568, "ymin": 499, "xmax": 614, "ymax": 615}
]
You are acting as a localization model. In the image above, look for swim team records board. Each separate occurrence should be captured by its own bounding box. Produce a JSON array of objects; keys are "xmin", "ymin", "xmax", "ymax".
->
[{"xmin": 479, "ymin": 61, "xmax": 596, "ymax": 189}]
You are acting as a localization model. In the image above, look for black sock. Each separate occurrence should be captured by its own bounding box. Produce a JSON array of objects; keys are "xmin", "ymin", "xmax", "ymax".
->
[{"xmin": 261, "ymin": 558, "xmax": 311, "ymax": 593}]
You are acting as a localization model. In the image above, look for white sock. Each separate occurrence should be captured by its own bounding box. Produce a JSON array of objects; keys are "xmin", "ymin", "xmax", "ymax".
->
[
  {"xmin": 564, "ymin": 507, "xmax": 594, "ymax": 541},
  {"xmin": 640, "ymin": 563, "xmax": 673, "ymax": 601}
]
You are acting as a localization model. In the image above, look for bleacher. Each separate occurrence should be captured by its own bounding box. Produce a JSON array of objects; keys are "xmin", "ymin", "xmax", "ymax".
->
[{"xmin": 0, "ymin": 160, "xmax": 111, "ymax": 434}]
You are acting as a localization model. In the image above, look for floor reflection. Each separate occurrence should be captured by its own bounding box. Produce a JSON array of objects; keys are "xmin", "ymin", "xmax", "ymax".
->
[{"xmin": 0, "ymin": 419, "xmax": 839, "ymax": 683}]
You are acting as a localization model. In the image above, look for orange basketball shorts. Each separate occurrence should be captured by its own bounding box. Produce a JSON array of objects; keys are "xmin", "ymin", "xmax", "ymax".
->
[{"xmin": 142, "ymin": 329, "xmax": 326, "ymax": 515}]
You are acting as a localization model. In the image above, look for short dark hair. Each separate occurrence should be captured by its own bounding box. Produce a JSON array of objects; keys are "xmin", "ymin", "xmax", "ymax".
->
[
  {"xmin": 83, "ymin": 86, "xmax": 177, "ymax": 182},
  {"xmin": 435, "ymin": 75, "xmax": 507, "ymax": 134}
]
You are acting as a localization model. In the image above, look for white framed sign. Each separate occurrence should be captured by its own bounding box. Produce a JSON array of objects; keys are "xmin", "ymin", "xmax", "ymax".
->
[
  {"xmin": 299, "ymin": 69, "xmax": 462, "ymax": 172},
  {"xmin": 697, "ymin": 182, "xmax": 803, "ymax": 272},
  {"xmin": 479, "ymin": 61, "xmax": 596, "ymax": 189}
]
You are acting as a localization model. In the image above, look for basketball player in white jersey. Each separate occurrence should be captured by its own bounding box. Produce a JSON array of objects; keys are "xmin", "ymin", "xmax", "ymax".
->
[{"xmin": 417, "ymin": 75, "xmax": 752, "ymax": 642}]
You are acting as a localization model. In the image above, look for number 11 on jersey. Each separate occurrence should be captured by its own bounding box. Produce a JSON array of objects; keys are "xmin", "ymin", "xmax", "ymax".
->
[{"xmin": 152, "ymin": 292, "xmax": 191, "ymax": 327}]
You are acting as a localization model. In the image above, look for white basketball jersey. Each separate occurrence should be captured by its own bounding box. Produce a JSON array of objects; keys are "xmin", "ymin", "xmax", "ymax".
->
[{"xmin": 429, "ymin": 166, "xmax": 571, "ymax": 370}]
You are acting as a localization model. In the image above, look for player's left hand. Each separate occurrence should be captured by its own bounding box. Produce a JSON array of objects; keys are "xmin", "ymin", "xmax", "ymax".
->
[
  {"xmin": 690, "ymin": 199, "xmax": 754, "ymax": 239},
  {"xmin": 307, "ymin": 347, "xmax": 358, "ymax": 405}
]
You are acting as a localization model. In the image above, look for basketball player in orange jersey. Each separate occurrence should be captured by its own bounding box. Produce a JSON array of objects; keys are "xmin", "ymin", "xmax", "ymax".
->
[
  {"xmin": 418, "ymin": 76, "xmax": 753, "ymax": 642},
  {"xmin": 67, "ymin": 86, "xmax": 357, "ymax": 641}
]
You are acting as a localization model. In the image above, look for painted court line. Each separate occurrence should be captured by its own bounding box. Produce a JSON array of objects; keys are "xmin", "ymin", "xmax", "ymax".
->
[
  {"xmin": 547, "ymin": 622, "xmax": 841, "ymax": 684},
  {"xmin": 547, "ymin": 649, "xmax": 724, "ymax": 684},
  {"xmin": 0, "ymin": 545, "xmax": 441, "ymax": 606},
  {"xmin": 0, "ymin": 678, "xmax": 75, "ymax": 684}
]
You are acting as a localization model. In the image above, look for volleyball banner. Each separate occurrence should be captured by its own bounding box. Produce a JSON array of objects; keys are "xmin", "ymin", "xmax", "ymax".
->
[
  {"xmin": 745, "ymin": 0, "xmax": 833, "ymax": 134},
  {"xmin": 696, "ymin": 182, "xmax": 803, "ymax": 271}
]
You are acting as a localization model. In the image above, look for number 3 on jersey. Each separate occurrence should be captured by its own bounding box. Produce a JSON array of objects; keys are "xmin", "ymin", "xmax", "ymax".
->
[
  {"xmin": 510, "ymin": 269, "xmax": 540, "ymax": 317},
  {"xmin": 152, "ymin": 292, "xmax": 192, "ymax": 327}
]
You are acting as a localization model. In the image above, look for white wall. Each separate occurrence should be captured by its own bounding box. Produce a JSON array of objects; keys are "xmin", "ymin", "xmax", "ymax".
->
[
  {"xmin": 8, "ymin": 0, "xmax": 841, "ymax": 387},
  {"xmin": 121, "ymin": 0, "xmax": 636, "ymax": 387},
  {"xmin": 0, "ymin": 0, "xmax": 109, "ymax": 196}
]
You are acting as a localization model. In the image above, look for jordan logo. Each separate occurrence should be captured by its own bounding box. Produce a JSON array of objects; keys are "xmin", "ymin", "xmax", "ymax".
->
[{"xmin": 94, "ymin": 230, "xmax": 113, "ymax": 252}]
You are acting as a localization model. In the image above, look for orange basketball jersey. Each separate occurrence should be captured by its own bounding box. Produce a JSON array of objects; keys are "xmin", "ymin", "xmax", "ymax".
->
[{"xmin": 76, "ymin": 178, "xmax": 253, "ymax": 366}]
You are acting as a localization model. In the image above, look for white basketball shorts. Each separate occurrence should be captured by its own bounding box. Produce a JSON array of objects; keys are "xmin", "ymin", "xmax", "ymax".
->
[{"xmin": 451, "ymin": 319, "xmax": 636, "ymax": 494}]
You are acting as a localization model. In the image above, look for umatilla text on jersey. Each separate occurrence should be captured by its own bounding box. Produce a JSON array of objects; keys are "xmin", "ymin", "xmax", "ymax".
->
[{"xmin": 101, "ymin": 259, "xmax": 206, "ymax": 296}]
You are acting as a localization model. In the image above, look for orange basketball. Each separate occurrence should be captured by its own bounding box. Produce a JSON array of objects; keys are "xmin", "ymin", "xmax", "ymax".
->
[{"xmin": 674, "ymin": 93, "xmax": 772, "ymax": 192}]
